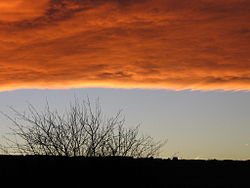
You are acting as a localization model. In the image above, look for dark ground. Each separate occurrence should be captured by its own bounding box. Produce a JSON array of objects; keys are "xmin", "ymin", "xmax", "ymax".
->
[{"xmin": 0, "ymin": 155, "xmax": 250, "ymax": 187}]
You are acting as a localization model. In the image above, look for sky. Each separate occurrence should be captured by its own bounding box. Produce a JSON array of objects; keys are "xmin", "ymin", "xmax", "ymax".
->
[{"xmin": 0, "ymin": 0, "xmax": 250, "ymax": 160}]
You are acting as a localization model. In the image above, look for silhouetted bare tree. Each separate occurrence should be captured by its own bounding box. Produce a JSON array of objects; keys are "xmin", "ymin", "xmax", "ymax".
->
[{"xmin": 1, "ymin": 98, "xmax": 165, "ymax": 157}]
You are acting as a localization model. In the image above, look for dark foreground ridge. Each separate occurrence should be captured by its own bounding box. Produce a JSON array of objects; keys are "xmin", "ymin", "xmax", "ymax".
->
[{"xmin": 1, "ymin": 155, "xmax": 250, "ymax": 187}]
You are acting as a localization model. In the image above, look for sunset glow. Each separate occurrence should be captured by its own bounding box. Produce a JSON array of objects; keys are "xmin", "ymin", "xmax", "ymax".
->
[{"xmin": 1, "ymin": 0, "xmax": 250, "ymax": 91}]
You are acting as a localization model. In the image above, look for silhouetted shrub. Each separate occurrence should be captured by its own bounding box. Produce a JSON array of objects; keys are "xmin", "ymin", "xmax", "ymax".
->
[{"xmin": 1, "ymin": 97, "xmax": 165, "ymax": 157}]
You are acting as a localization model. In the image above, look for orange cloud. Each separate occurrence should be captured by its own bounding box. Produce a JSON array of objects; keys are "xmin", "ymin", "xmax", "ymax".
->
[
  {"xmin": 0, "ymin": 0, "xmax": 250, "ymax": 91},
  {"xmin": 0, "ymin": 0, "xmax": 50, "ymax": 22}
]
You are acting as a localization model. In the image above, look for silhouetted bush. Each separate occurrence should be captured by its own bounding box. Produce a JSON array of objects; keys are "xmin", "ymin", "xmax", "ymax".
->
[{"xmin": 1, "ymin": 97, "xmax": 165, "ymax": 157}]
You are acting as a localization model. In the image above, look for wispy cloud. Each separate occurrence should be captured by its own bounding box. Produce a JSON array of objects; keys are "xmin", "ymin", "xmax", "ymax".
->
[{"xmin": 0, "ymin": 0, "xmax": 250, "ymax": 91}]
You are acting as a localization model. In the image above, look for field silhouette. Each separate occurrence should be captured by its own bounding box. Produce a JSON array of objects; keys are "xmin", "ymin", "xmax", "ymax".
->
[
  {"xmin": 1, "ymin": 99, "xmax": 249, "ymax": 187},
  {"xmin": 1, "ymin": 155, "xmax": 250, "ymax": 187}
]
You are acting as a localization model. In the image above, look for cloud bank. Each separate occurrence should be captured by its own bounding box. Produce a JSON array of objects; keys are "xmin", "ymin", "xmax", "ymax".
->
[{"xmin": 0, "ymin": 0, "xmax": 250, "ymax": 91}]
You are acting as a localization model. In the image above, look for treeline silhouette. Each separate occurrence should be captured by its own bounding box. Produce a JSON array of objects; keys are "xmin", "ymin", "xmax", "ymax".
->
[{"xmin": 1, "ymin": 155, "xmax": 250, "ymax": 187}]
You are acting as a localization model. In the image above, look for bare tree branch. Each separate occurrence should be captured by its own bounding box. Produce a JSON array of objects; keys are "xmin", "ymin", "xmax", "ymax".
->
[{"xmin": 1, "ymin": 97, "xmax": 166, "ymax": 158}]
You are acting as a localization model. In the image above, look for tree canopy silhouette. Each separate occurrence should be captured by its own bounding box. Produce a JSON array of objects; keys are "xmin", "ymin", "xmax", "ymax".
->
[{"xmin": 1, "ymin": 98, "xmax": 165, "ymax": 157}]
